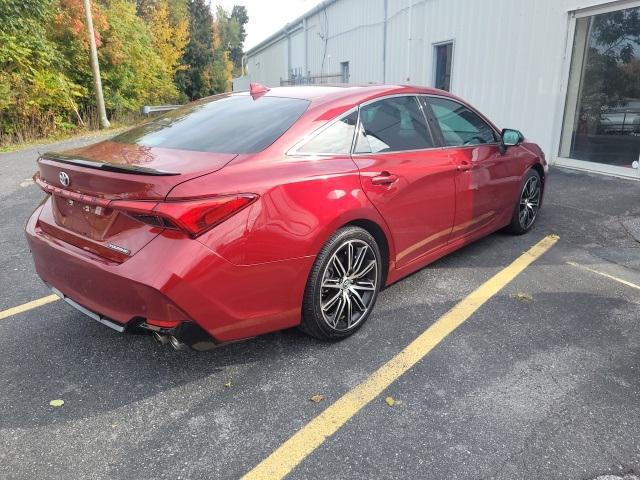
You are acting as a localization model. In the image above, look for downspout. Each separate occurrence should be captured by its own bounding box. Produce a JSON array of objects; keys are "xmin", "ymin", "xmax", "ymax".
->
[
  {"xmin": 286, "ymin": 24, "xmax": 292, "ymax": 82},
  {"xmin": 406, "ymin": 0, "xmax": 412, "ymax": 83},
  {"xmin": 303, "ymin": 17, "xmax": 309, "ymax": 77},
  {"xmin": 382, "ymin": 0, "xmax": 388, "ymax": 83}
]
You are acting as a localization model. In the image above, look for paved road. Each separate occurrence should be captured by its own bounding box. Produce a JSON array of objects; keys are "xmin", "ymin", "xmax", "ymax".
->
[{"xmin": 1, "ymin": 135, "xmax": 639, "ymax": 479}]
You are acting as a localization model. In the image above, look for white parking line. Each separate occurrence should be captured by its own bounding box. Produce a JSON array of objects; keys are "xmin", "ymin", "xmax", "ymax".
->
[{"xmin": 567, "ymin": 261, "xmax": 640, "ymax": 291}]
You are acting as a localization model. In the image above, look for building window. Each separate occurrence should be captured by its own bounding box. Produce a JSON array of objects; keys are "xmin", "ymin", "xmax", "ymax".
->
[
  {"xmin": 341, "ymin": 61, "xmax": 350, "ymax": 83},
  {"xmin": 434, "ymin": 42, "xmax": 453, "ymax": 92},
  {"xmin": 560, "ymin": 6, "xmax": 640, "ymax": 170}
]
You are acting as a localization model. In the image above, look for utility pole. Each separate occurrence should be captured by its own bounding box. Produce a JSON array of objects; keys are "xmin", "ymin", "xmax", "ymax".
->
[{"xmin": 82, "ymin": 0, "xmax": 110, "ymax": 128}]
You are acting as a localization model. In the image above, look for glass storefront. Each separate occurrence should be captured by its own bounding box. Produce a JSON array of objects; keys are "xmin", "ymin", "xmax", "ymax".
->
[{"xmin": 560, "ymin": 6, "xmax": 640, "ymax": 173}]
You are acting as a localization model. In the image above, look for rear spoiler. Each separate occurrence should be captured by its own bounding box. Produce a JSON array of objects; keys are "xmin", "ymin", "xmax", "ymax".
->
[{"xmin": 39, "ymin": 152, "xmax": 180, "ymax": 176}]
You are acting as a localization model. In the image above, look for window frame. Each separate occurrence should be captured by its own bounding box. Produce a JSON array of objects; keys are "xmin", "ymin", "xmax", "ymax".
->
[
  {"xmin": 288, "ymin": 93, "xmax": 501, "ymax": 158},
  {"xmin": 433, "ymin": 40, "xmax": 455, "ymax": 92},
  {"xmin": 420, "ymin": 94, "xmax": 501, "ymax": 150},
  {"xmin": 287, "ymin": 106, "xmax": 359, "ymax": 156},
  {"xmin": 351, "ymin": 94, "xmax": 440, "ymax": 156}
]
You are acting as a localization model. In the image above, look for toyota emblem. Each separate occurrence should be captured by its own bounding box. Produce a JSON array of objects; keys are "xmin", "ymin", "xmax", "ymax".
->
[{"xmin": 59, "ymin": 171, "xmax": 70, "ymax": 187}]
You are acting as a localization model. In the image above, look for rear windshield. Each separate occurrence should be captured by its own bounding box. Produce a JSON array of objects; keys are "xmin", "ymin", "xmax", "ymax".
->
[{"xmin": 113, "ymin": 95, "xmax": 310, "ymax": 154}]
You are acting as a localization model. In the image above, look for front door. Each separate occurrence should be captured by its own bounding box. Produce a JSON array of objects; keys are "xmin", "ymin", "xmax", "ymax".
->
[
  {"xmin": 425, "ymin": 96, "xmax": 517, "ymax": 241},
  {"xmin": 351, "ymin": 95, "xmax": 457, "ymax": 268}
]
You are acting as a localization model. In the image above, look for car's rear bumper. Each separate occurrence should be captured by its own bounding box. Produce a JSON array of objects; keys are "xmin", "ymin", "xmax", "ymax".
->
[{"xmin": 25, "ymin": 205, "xmax": 314, "ymax": 344}]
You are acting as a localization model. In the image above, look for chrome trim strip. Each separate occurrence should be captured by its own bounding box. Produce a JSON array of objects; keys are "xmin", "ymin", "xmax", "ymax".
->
[
  {"xmin": 287, "ymin": 92, "xmax": 502, "ymax": 158},
  {"xmin": 51, "ymin": 287, "xmax": 126, "ymax": 332}
]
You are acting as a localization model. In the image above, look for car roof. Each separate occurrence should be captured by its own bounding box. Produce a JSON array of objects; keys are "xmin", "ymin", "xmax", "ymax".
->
[{"xmin": 233, "ymin": 84, "xmax": 453, "ymax": 107}]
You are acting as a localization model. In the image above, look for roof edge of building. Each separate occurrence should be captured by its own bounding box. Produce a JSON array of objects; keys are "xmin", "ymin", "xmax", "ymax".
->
[{"xmin": 244, "ymin": 0, "xmax": 341, "ymax": 58}]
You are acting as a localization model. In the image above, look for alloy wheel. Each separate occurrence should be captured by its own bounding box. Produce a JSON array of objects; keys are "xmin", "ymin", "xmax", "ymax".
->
[
  {"xmin": 319, "ymin": 240, "xmax": 378, "ymax": 332},
  {"xmin": 519, "ymin": 175, "xmax": 541, "ymax": 229}
]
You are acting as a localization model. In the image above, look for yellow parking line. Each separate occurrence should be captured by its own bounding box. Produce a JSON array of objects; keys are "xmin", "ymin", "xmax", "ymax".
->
[
  {"xmin": 242, "ymin": 234, "xmax": 559, "ymax": 480},
  {"xmin": 567, "ymin": 261, "xmax": 640, "ymax": 291},
  {"xmin": 0, "ymin": 294, "xmax": 60, "ymax": 321}
]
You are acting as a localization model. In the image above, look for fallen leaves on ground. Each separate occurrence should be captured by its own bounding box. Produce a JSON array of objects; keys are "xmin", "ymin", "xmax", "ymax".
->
[
  {"xmin": 385, "ymin": 396, "xmax": 396, "ymax": 407},
  {"xmin": 510, "ymin": 292, "xmax": 534, "ymax": 303},
  {"xmin": 49, "ymin": 399, "xmax": 64, "ymax": 407},
  {"xmin": 224, "ymin": 380, "xmax": 233, "ymax": 388},
  {"xmin": 310, "ymin": 394, "xmax": 324, "ymax": 403}
]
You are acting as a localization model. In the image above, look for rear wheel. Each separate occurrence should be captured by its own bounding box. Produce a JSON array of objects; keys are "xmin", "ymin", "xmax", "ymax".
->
[
  {"xmin": 300, "ymin": 226, "xmax": 382, "ymax": 340},
  {"xmin": 506, "ymin": 169, "xmax": 542, "ymax": 235}
]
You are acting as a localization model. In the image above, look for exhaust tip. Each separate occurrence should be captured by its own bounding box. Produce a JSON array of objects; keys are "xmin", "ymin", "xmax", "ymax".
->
[
  {"xmin": 169, "ymin": 335, "xmax": 188, "ymax": 351},
  {"xmin": 152, "ymin": 331, "xmax": 169, "ymax": 346}
]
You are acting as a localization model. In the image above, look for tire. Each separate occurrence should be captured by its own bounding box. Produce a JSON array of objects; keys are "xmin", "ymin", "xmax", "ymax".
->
[
  {"xmin": 505, "ymin": 168, "xmax": 542, "ymax": 235},
  {"xmin": 300, "ymin": 226, "xmax": 383, "ymax": 341}
]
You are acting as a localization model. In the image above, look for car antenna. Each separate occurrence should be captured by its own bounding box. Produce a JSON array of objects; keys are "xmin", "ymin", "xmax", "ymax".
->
[{"xmin": 249, "ymin": 83, "xmax": 270, "ymax": 99}]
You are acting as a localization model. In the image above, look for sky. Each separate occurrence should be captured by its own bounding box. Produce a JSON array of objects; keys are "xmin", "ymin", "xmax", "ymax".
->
[{"xmin": 213, "ymin": 0, "xmax": 321, "ymax": 50}]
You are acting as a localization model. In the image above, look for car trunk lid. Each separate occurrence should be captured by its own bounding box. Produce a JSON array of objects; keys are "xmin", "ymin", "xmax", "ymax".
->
[{"xmin": 35, "ymin": 142, "xmax": 237, "ymax": 262}]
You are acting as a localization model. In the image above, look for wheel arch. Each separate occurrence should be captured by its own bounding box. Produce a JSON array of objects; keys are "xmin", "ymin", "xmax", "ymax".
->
[
  {"xmin": 530, "ymin": 162, "xmax": 545, "ymax": 185},
  {"xmin": 529, "ymin": 162, "xmax": 546, "ymax": 206},
  {"xmin": 345, "ymin": 218, "xmax": 391, "ymax": 286}
]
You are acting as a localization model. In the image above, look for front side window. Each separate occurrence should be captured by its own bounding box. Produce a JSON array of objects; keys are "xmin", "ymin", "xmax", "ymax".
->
[
  {"xmin": 355, "ymin": 96, "xmax": 434, "ymax": 154},
  {"xmin": 297, "ymin": 111, "xmax": 357, "ymax": 154},
  {"xmin": 114, "ymin": 95, "xmax": 310, "ymax": 154},
  {"xmin": 427, "ymin": 97, "xmax": 497, "ymax": 146}
]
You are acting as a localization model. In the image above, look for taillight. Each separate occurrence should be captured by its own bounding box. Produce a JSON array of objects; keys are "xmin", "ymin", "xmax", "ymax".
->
[{"xmin": 111, "ymin": 195, "xmax": 257, "ymax": 237}]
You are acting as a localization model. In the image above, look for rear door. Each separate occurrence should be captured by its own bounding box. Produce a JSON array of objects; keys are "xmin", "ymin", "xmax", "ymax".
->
[
  {"xmin": 351, "ymin": 95, "xmax": 456, "ymax": 268},
  {"xmin": 423, "ymin": 96, "xmax": 518, "ymax": 241}
]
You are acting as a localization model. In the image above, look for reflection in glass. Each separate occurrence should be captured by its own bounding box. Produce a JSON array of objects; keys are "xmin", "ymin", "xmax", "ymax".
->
[
  {"xmin": 355, "ymin": 96, "xmax": 434, "ymax": 153},
  {"xmin": 114, "ymin": 95, "xmax": 310, "ymax": 154},
  {"xmin": 560, "ymin": 7, "xmax": 640, "ymax": 169},
  {"xmin": 297, "ymin": 111, "xmax": 357, "ymax": 154}
]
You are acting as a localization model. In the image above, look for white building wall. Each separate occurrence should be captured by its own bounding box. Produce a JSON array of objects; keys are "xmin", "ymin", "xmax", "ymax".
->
[
  {"xmin": 304, "ymin": 0, "xmax": 386, "ymax": 83},
  {"xmin": 289, "ymin": 29, "xmax": 305, "ymax": 76},
  {"xmin": 246, "ymin": 0, "xmax": 621, "ymax": 161},
  {"xmin": 248, "ymin": 39, "xmax": 288, "ymax": 87}
]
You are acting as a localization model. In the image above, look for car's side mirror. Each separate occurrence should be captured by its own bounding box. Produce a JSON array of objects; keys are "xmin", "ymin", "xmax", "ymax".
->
[{"xmin": 500, "ymin": 129, "xmax": 525, "ymax": 154}]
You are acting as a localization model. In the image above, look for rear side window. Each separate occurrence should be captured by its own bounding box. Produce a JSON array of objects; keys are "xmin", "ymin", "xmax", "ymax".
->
[
  {"xmin": 297, "ymin": 111, "xmax": 358, "ymax": 154},
  {"xmin": 355, "ymin": 96, "xmax": 434, "ymax": 154},
  {"xmin": 427, "ymin": 97, "xmax": 497, "ymax": 146},
  {"xmin": 113, "ymin": 95, "xmax": 310, "ymax": 154}
]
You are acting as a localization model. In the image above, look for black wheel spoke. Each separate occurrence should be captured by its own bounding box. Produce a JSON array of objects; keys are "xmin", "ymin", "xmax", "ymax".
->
[
  {"xmin": 320, "ymin": 239, "xmax": 378, "ymax": 332},
  {"xmin": 518, "ymin": 175, "xmax": 541, "ymax": 229}
]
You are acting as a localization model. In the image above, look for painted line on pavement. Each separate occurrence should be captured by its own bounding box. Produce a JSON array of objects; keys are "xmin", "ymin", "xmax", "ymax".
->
[
  {"xmin": 0, "ymin": 295, "xmax": 60, "ymax": 321},
  {"xmin": 242, "ymin": 234, "xmax": 560, "ymax": 480},
  {"xmin": 567, "ymin": 261, "xmax": 640, "ymax": 291}
]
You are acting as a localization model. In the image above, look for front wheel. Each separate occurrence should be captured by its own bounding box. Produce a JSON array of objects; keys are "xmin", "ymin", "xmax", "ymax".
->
[
  {"xmin": 300, "ymin": 226, "xmax": 382, "ymax": 340},
  {"xmin": 505, "ymin": 169, "xmax": 542, "ymax": 235}
]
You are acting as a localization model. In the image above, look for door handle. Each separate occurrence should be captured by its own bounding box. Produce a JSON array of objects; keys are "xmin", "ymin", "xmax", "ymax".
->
[{"xmin": 371, "ymin": 172, "xmax": 399, "ymax": 185}]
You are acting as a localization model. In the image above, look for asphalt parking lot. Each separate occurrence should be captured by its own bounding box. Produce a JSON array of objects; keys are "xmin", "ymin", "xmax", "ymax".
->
[{"xmin": 1, "ymin": 135, "xmax": 639, "ymax": 480}]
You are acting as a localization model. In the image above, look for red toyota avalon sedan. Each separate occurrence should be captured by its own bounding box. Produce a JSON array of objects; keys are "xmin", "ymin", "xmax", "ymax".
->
[{"xmin": 26, "ymin": 84, "xmax": 546, "ymax": 350}]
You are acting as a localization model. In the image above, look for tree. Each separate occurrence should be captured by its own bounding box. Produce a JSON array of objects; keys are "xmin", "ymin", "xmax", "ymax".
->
[
  {"xmin": 0, "ymin": 0, "xmax": 85, "ymax": 140},
  {"xmin": 135, "ymin": 0, "xmax": 159, "ymax": 19},
  {"xmin": 100, "ymin": 0, "xmax": 179, "ymax": 111},
  {"xmin": 580, "ymin": 7, "xmax": 640, "ymax": 123},
  {"xmin": 149, "ymin": 0, "xmax": 189, "ymax": 80},
  {"xmin": 0, "ymin": 0, "xmax": 247, "ymax": 145},
  {"xmin": 230, "ymin": 5, "xmax": 248, "ymax": 74},
  {"xmin": 212, "ymin": 5, "xmax": 237, "ymax": 92},
  {"xmin": 176, "ymin": 0, "xmax": 215, "ymax": 100}
]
